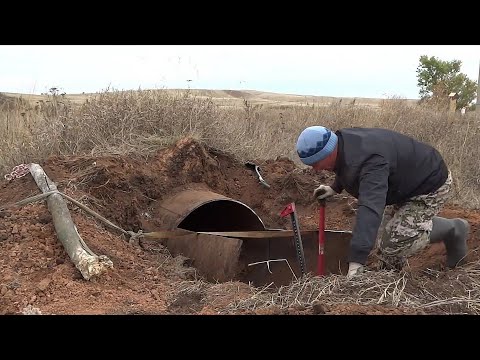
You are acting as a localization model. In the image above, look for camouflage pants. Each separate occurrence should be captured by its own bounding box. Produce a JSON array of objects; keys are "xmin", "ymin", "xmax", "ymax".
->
[{"xmin": 376, "ymin": 171, "xmax": 453, "ymax": 266}]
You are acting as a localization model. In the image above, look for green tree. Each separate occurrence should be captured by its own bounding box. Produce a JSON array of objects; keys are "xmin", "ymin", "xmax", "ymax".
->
[{"xmin": 416, "ymin": 55, "xmax": 477, "ymax": 110}]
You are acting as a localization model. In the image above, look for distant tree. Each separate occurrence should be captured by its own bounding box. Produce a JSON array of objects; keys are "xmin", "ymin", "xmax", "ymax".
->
[{"xmin": 416, "ymin": 55, "xmax": 477, "ymax": 110}]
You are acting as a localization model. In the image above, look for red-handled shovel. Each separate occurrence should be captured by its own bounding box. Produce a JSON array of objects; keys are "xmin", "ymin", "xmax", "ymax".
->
[{"xmin": 317, "ymin": 198, "xmax": 326, "ymax": 276}]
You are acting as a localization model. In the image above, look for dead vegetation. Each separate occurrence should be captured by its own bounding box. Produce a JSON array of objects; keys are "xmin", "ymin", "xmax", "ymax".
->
[
  {"xmin": 166, "ymin": 255, "xmax": 480, "ymax": 315},
  {"xmin": 1, "ymin": 89, "xmax": 478, "ymax": 209}
]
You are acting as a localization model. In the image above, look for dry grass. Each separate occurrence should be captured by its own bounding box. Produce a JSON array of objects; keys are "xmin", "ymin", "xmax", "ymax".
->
[
  {"xmin": 167, "ymin": 258, "xmax": 480, "ymax": 314},
  {"xmin": 161, "ymin": 253, "xmax": 480, "ymax": 314},
  {"xmin": 1, "ymin": 89, "xmax": 479, "ymax": 208}
]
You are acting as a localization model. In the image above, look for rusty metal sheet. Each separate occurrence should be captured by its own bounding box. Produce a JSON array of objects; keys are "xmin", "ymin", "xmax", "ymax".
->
[
  {"xmin": 143, "ymin": 229, "xmax": 319, "ymax": 240},
  {"xmin": 198, "ymin": 230, "xmax": 319, "ymax": 238},
  {"xmin": 238, "ymin": 230, "xmax": 351, "ymax": 287},
  {"xmin": 164, "ymin": 233, "xmax": 243, "ymax": 282},
  {"xmin": 151, "ymin": 228, "xmax": 351, "ymax": 286}
]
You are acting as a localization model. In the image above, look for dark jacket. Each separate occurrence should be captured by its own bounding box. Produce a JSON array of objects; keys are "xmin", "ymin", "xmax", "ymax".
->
[{"xmin": 330, "ymin": 127, "xmax": 448, "ymax": 265}]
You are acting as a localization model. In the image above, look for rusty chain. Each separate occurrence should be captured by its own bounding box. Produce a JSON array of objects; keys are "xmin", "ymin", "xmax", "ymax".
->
[{"xmin": 4, "ymin": 163, "xmax": 31, "ymax": 181}]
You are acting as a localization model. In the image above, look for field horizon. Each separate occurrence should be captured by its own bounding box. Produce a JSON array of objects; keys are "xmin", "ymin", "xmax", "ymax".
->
[{"xmin": 1, "ymin": 88, "xmax": 420, "ymax": 108}]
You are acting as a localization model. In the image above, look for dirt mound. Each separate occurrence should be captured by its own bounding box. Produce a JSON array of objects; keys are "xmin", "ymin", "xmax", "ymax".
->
[{"xmin": 1, "ymin": 137, "xmax": 479, "ymax": 314}]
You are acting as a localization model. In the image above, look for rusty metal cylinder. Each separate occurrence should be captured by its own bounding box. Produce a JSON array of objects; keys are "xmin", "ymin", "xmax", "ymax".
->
[{"xmin": 156, "ymin": 189, "xmax": 266, "ymax": 232}]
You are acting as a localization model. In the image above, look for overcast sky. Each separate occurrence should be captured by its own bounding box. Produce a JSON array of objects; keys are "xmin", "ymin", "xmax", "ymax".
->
[{"xmin": 1, "ymin": 45, "xmax": 478, "ymax": 99}]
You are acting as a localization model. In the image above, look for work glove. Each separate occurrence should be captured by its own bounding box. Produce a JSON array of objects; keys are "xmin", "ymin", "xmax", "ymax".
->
[
  {"xmin": 346, "ymin": 262, "xmax": 364, "ymax": 279},
  {"xmin": 313, "ymin": 185, "xmax": 336, "ymax": 200}
]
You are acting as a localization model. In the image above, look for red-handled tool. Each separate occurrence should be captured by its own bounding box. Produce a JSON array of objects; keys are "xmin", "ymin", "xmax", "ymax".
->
[
  {"xmin": 317, "ymin": 198, "xmax": 326, "ymax": 276},
  {"xmin": 280, "ymin": 202, "xmax": 306, "ymax": 276},
  {"xmin": 314, "ymin": 187, "xmax": 328, "ymax": 276}
]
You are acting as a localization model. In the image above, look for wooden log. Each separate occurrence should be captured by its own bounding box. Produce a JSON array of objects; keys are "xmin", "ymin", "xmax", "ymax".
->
[{"xmin": 29, "ymin": 163, "xmax": 113, "ymax": 280}]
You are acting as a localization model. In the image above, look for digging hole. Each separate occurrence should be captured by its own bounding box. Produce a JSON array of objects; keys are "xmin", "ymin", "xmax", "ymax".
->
[{"xmin": 157, "ymin": 190, "xmax": 350, "ymax": 287}]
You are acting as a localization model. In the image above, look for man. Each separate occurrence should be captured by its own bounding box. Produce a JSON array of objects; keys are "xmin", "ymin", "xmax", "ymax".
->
[{"xmin": 295, "ymin": 125, "xmax": 470, "ymax": 279}]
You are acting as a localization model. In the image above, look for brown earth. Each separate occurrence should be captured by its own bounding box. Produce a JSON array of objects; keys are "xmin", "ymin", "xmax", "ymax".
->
[{"xmin": 0, "ymin": 137, "xmax": 478, "ymax": 315}]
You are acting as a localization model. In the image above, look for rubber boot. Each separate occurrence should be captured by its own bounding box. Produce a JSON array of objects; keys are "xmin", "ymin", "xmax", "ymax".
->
[{"xmin": 430, "ymin": 216, "xmax": 470, "ymax": 268}]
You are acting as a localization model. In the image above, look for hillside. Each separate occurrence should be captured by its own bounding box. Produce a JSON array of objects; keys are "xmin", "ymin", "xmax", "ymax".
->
[{"xmin": 1, "ymin": 89, "xmax": 419, "ymax": 109}]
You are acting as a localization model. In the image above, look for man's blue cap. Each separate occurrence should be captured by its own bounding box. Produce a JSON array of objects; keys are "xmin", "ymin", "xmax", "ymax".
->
[{"xmin": 296, "ymin": 126, "xmax": 338, "ymax": 165}]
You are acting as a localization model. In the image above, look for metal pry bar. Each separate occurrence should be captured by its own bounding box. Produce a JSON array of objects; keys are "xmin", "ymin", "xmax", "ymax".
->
[{"xmin": 245, "ymin": 162, "xmax": 270, "ymax": 188}]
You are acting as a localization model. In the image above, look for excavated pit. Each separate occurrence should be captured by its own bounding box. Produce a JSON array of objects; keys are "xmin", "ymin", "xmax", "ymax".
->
[{"xmin": 157, "ymin": 190, "xmax": 351, "ymax": 286}]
